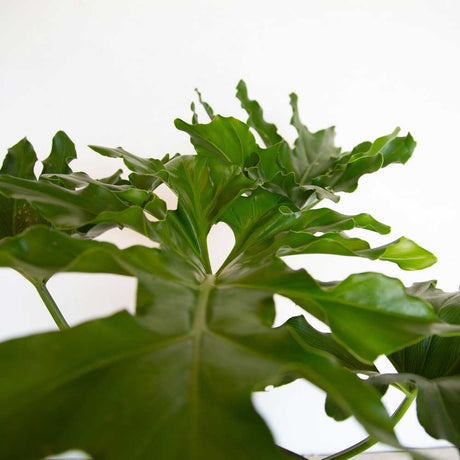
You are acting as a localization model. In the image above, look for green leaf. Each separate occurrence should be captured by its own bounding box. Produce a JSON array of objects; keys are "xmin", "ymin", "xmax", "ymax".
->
[
  {"xmin": 316, "ymin": 131, "xmax": 416, "ymax": 193},
  {"xmin": 0, "ymin": 137, "xmax": 37, "ymax": 179},
  {"xmin": 390, "ymin": 282, "xmax": 460, "ymax": 378},
  {"xmin": 371, "ymin": 373, "xmax": 460, "ymax": 449},
  {"xmin": 41, "ymin": 131, "xmax": 77, "ymax": 175},
  {"xmin": 89, "ymin": 144, "xmax": 165, "ymax": 175},
  {"xmin": 0, "ymin": 289, "xmax": 397, "ymax": 460},
  {"xmin": 153, "ymin": 155, "xmax": 254, "ymax": 274},
  {"xmin": 381, "ymin": 133, "xmax": 416, "ymax": 166},
  {"xmin": 286, "ymin": 315, "xmax": 376, "ymax": 373},
  {"xmin": 175, "ymin": 116, "xmax": 259, "ymax": 166},
  {"xmin": 246, "ymin": 141, "xmax": 339, "ymax": 207},
  {"xmin": 218, "ymin": 189, "xmax": 434, "ymax": 273},
  {"xmin": 0, "ymin": 226, "xmax": 129, "ymax": 281},
  {"xmin": 0, "ymin": 174, "xmax": 163, "ymax": 239},
  {"xmin": 325, "ymin": 379, "xmax": 388, "ymax": 422},
  {"xmin": 194, "ymin": 88, "xmax": 215, "ymax": 120},
  {"xmin": 377, "ymin": 237, "xmax": 437, "ymax": 271},
  {"xmin": 236, "ymin": 80, "xmax": 283, "ymax": 147},
  {"xmin": 224, "ymin": 263, "xmax": 460, "ymax": 363},
  {"xmin": 287, "ymin": 93, "xmax": 341, "ymax": 183},
  {"xmin": 0, "ymin": 138, "xmax": 47, "ymax": 238},
  {"xmin": 278, "ymin": 235, "xmax": 436, "ymax": 271},
  {"xmin": 41, "ymin": 170, "xmax": 129, "ymax": 190}
]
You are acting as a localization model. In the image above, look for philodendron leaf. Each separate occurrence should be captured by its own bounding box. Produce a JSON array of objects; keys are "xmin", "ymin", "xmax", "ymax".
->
[
  {"xmin": 287, "ymin": 93, "xmax": 341, "ymax": 183},
  {"xmin": 41, "ymin": 130, "xmax": 77, "ymax": 175},
  {"xmin": 0, "ymin": 228, "xmax": 398, "ymax": 458},
  {"xmin": 225, "ymin": 263, "xmax": 460, "ymax": 363},
  {"xmin": 0, "ymin": 138, "xmax": 47, "ymax": 238},
  {"xmin": 389, "ymin": 281, "xmax": 460, "ymax": 379},
  {"xmin": 236, "ymin": 79, "xmax": 283, "ymax": 147},
  {"xmin": 175, "ymin": 115, "xmax": 259, "ymax": 166},
  {"xmin": 315, "ymin": 131, "xmax": 416, "ymax": 193},
  {"xmin": 194, "ymin": 87, "xmax": 215, "ymax": 120},
  {"xmin": 176, "ymin": 85, "xmax": 417, "ymax": 210},
  {"xmin": 0, "ymin": 288, "xmax": 397, "ymax": 460},
  {"xmin": 218, "ymin": 189, "xmax": 435, "ymax": 272},
  {"xmin": 286, "ymin": 315, "xmax": 376, "ymax": 373},
  {"xmin": 0, "ymin": 173, "xmax": 165, "ymax": 239}
]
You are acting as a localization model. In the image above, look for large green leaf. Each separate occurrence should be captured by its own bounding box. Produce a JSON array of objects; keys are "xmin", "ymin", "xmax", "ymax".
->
[
  {"xmin": 0, "ymin": 226, "xmax": 399, "ymax": 459},
  {"xmin": 0, "ymin": 305, "xmax": 398, "ymax": 460},
  {"xmin": 223, "ymin": 262, "xmax": 459, "ymax": 363}
]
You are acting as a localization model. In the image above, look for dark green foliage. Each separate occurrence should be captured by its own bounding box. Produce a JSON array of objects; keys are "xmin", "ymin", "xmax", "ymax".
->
[{"xmin": 0, "ymin": 82, "xmax": 458, "ymax": 459}]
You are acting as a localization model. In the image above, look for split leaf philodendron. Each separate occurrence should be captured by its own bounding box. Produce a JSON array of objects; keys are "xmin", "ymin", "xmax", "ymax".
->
[{"xmin": 0, "ymin": 81, "xmax": 458, "ymax": 460}]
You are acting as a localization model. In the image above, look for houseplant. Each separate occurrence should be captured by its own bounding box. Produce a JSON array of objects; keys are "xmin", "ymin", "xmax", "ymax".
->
[{"xmin": 0, "ymin": 81, "xmax": 458, "ymax": 460}]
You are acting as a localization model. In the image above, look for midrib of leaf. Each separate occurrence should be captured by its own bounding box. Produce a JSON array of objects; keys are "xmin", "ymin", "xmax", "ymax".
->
[
  {"xmin": 228, "ymin": 120, "xmax": 246, "ymax": 165},
  {"xmin": 189, "ymin": 274, "xmax": 215, "ymax": 458}
]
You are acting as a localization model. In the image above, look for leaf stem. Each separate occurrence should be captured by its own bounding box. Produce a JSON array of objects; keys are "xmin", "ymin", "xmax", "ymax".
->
[
  {"xmin": 323, "ymin": 391, "xmax": 416, "ymax": 460},
  {"xmin": 26, "ymin": 276, "xmax": 70, "ymax": 331}
]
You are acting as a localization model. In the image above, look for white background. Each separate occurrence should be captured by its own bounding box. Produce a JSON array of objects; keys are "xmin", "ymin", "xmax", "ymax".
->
[{"xmin": 0, "ymin": 0, "xmax": 459, "ymax": 457}]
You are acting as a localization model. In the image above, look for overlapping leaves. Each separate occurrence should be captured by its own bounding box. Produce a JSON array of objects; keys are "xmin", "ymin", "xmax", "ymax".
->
[{"xmin": 0, "ymin": 82, "xmax": 458, "ymax": 459}]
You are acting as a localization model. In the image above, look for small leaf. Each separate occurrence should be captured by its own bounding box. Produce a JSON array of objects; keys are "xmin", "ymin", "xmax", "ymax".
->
[
  {"xmin": 175, "ymin": 116, "xmax": 259, "ymax": 166},
  {"xmin": 0, "ymin": 137, "xmax": 37, "ymax": 179},
  {"xmin": 378, "ymin": 236, "xmax": 437, "ymax": 270},
  {"xmin": 41, "ymin": 131, "xmax": 77, "ymax": 175},
  {"xmin": 194, "ymin": 88, "xmax": 215, "ymax": 119},
  {"xmin": 89, "ymin": 144, "xmax": 164, "ymax": 175},
  {"xmin": 0, "ymin": 138, "xmax": 46, "ymax": 238},
  {"xmin": 288, "ymin": 93, "xmax": 341, "ymax": 183},
  {"xmin": 0, "ymin": 291, "xmax": 397, "ymax": 459},
  {"xmin": 381, "ymin": 133, "xmax": 416, "ymax": 166},
  {"xmin": 236, "ymin": 80, "xmax": 283, "ymax": 147},
  {"xmin": 316, "ymin": 131, "xmax": 416, "ymax": 193}
]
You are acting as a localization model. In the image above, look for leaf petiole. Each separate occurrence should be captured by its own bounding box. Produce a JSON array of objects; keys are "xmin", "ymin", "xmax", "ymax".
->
[{"xmin": 23, "ymin": 274, "xmax": 70, "ymax": 331}]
